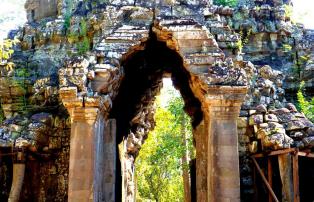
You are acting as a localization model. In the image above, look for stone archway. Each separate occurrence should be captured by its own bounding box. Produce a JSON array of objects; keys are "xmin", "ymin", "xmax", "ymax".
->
[
  {"xmin": 59, "ymin": 17, "xmax": 247, "ymax": 202},
  {"xmin": 109, "ymin": 29, "xmax": 204, "ymax": 201}
]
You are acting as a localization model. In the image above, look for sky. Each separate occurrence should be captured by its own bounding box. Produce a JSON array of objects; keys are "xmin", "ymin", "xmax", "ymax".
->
[
  {"xmin": 0, "ymin": 0, "xmax": 26, "ymax": 40},
  {"xmin": 292, "ymin": 0, "xmax": 314, "ymax": 29}
]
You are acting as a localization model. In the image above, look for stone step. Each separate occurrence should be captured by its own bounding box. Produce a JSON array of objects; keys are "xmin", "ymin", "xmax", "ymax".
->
[
  {"xmin": 172, "ymin": 30, "xmax": 212, "ymax": 40},
  {"xmin": 184, "ymin": 53, "xmax": 224, "ymax": 66},
  {"xmin": 105, "ymin": 32, "xmax": 148, "ymax": 42},
  {"xmin": 216, "ymin": 33, "xmax": 239, "ymax": 42},
  {"xmin": 114, "ymin": 29, "xmax": 149, "ymax": 35},
  {"xmin": 179, "ymin": 45, "xmax": 222, "ymax": 55},
  {"xmin": 159, "ymin": 24, "xmax": 204, "ymax": 32},
  {"xmin": 95, "ymin": 42, "xmax": 140, "ymax": 52},
  {"xmin": 177, "ymin": 38, "xmax": 217, "ymax": 49},
  {"xmin": 159, "ymin": 19, "xmax": 199, "ymax": 26},
  {"xmin": 187, "ymin": 64, "xmax": 209, "ymax": 74}
]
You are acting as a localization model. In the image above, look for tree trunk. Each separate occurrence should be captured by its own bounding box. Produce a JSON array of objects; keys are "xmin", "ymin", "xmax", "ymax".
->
[{"xmin": 181, "ymin": 116, "xmax": 191, "ymax": 202}]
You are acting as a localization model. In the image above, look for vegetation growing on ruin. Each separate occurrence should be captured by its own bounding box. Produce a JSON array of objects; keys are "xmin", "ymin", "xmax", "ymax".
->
[
  {"xmin": 235, "ymin": 28, "xmax": 252, "ymax": 52},
  {"xmin": 0, "ymin": 38, "xmax": 19, "ymax": 123},
  {"xmin": 0, "ymin": 105, "xmax": 3, "ymax": 123},
  {"xmin": 66, "ymin": 18, "xmax": 90, "ymax": 55},
  {"xmin": 298, "ymin": 81, "xmax": 314, "ymax": 122},
  {"xmin": 0, "ymin": 39, "xmax": 18, "ymax": 63},
  {"xmin": 213, "ymin": 0, "xmax": 238, "ymax": 7},
  {"xmin": 284, "ymin": 4, "xmax": 293, "ymax": 20},
  {"xmin": 77, "ymin": 36, "xmax": 90, "ymax": 55},
  {"xmin": 77, "ymin": 19, "xmax": 90, "ymax": 55},
  {"xmin": 64, "ymin": 0, "xmax": 74, "ymax": 31},
  {"xmin": 282, "ymin": 43, "xmax": 292, "ymax": 52}
]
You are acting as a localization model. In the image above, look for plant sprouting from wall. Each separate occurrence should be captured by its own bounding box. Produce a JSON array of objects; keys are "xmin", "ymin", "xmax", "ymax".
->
[
  {"xmin": 235, "ymin": 28, "xmax": 252, "ymax": 53},
  {"xmin": 282, "ymin": 43, "xmax": 292, "ymax": 52},
  {"xmin": 297, "ymin": 81, "xmax": 314, "ymax": 122},
  {"xmin": 213, "ymin": 0, "xmax": 238, "ymax": 7},
  {"xmin": 79, "ymin": 19, "xmax": 88, "ymax": 37},
  {"xmin": 77, "ymin": 36, "xmax": 90, "ymax": 55},
  {"xmin": 76, "ymin": 19, "xmax": 90, "ymax": 55},
  {"xmin": 284, "ymin": 4, "xmax": 293, "ymax": 20},
  {"xmin": 15, "ymin": 67, "xmax": 30, "ymax": 78},
  {"xmin": 0, "ymin": 39, "xmax": 19, "ymax": 62},
  {"xmin": 64, "ymin": 0, "xmax": 74, "ymax": 31},
  {"xmin": 0, "ymin": 98, "xmax": 4, "ymax": 124},
  {"xmin": 66, "ymin": 18, "xmax": 91, "ymax": 55},
  {"xmin": 0, "ymin": 38, "xmax": 19, "ymax": 74}
]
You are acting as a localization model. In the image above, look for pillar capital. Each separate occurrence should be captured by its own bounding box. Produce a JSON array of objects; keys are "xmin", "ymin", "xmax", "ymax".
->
[
  {"xmin": 67, "ymin": 107, "xmax": 99, "ymax": 123},
  {"xmin": 205, "ymin": 85, "xmax": 248, "ymax": 107},
  {"xmin": 204, "ymin": 85, "xmax": 248, "ymax": 119},
  {"xmin": 60, "ymin": 86, "xmax": 112, "ymax": 122}
]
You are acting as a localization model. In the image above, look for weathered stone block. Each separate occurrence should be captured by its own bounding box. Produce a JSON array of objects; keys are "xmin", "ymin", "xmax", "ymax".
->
[
  {"xmin": 286, "ymin": 120, "xmax": 306, "ymax": 131},
  {"xmin": 25, "ymin": 0, "xmax": 58, "ymax": 22},
  {"xmin": 303, "ymin": 136, "xmax": 314, "ymax": 147},
  {"xmin": 249, "ymin": 114, "xmax": 263, "ymax": 125},
  {"xmin": 237, "ymin": 117, "xmax": 248, "ymax": 128},
  {"xmin": 238, "ymin": 134, "xmax": 250, "ymax": 143},
  {"xmin": 265, "ymin": 114, "xmax": 278, "ymax": 122}
]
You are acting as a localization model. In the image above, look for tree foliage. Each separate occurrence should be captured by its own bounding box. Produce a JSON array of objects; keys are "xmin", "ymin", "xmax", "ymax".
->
[
  {"xmin": 0, "ymin": 39, "xmax": 18, "ymax": 63},
  {"xmin": 213, "ymin": 0, "xmax": 238, "ymax": 7},
  {"xmin": 297, "ymin": 81, "xmax": 314, "ymax": 122},
  {"xmin": 77, "ymin": 19, "xmax": 90, "ymax": 55},
  {"xmin": 0, "ymin": 38, "xmax": 19, "ymax": 123},
  {"xmin": 135, "ymin": 84, "xmax": 194, "ymax": 202}
]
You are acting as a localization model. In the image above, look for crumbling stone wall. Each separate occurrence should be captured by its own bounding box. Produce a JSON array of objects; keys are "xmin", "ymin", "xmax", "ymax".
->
[
  {"xmin": 206, "ymin": 0, "xmax": 314, "ymax": 99},
  {"xmin": 25, "ymin": 0, "xmax": 58, "ymax": 22}
]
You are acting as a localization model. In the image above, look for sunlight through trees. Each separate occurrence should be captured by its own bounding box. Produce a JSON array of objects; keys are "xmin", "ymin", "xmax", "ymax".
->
[{"xmin": 135, "ymin": 81, "xmax": 195, "ymax": 202}]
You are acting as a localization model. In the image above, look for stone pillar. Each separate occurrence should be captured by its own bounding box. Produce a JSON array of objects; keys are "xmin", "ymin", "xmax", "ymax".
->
[
  {"xmin": 205, "ymin": 86, "xmax": 247, "ymax": 202},
  {"xmin": 67, "ymin": 107, "xmax": 99, "ymax": 202},
  {"xmin": 94, "ymin": 118, "xmax": 117, "ymax": 202},
  {"xmin": 66, "ymin": 106, "xmax": 117, "ymax": 202},
  {"xmin": 8, "ymin": 149, "xmax": 26, "ymax": 202},
  {"xmin": 194, "ymin": 120, "xmax": 208, "ymax": 202}
]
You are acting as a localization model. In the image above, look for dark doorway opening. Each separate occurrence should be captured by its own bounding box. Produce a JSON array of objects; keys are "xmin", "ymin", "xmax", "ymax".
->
[
  {"xmin": 31, "ymin": 10, "xmax": 35, "ymax": 22},
  {"xmin": 109, "ymin": 32, "xmax": 203, "ymax": 201}
]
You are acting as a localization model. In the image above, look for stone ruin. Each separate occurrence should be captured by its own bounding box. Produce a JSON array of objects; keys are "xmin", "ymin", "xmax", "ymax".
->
[
  {"xmin": 0, "ymin": 0, "xmax": 314, "ymax": 201},
  {"xmin": 25, "ymin": 0, "xmax": 59, "ymax": 22}
]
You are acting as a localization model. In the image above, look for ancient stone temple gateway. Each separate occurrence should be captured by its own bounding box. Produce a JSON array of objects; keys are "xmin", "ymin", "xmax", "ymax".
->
[{"xmin": 0, "ymin": 0, "xmax": 314, "ymax": 201}]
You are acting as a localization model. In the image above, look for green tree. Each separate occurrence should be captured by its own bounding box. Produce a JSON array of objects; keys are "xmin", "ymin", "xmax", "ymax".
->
[
  {"xmin": 297, "ymin": 81, "xmax": 314, "ymax": 122},
  {"xmin": 0, "ymin": 39, "xmax": 19, "ymax": 63},
  {"xmin": 0, "ymin": 38, "xmax": 19, "ymax": 123},
  {"xmin": 213, "ymin": 0, "xmax": 238, "ymax": 7},
  {"xmin": 135, "ymin": 84, "xmax": 194, "ymax": 201}
]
